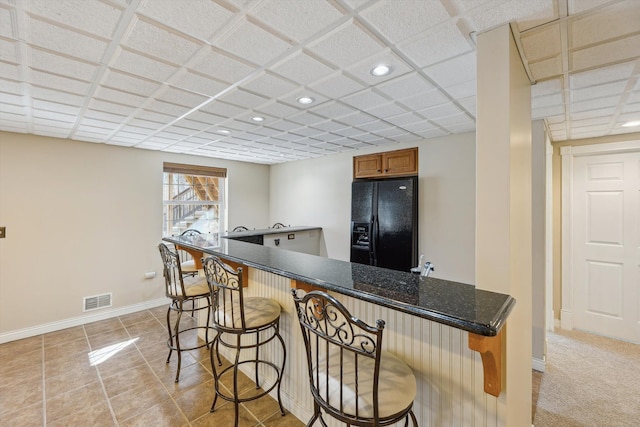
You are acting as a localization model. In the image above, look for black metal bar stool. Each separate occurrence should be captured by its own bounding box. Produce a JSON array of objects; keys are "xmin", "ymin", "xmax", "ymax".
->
[
  {"xmin": 291, "ymin": 289, "xmax": 418, "ymax": 427},
  {"xmin": 158, "ymin": 243, "xmax": 214, "ymax": 383},
  {"xmin": 202, "ymin": 255, "xmax": 286, "ymax": 427}
]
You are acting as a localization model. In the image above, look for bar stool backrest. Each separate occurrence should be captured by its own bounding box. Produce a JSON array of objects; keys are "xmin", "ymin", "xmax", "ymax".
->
[
  {"xmin": 202, "ymin": 256, "xmax": 246, "ymax": 332},
  {"xmin": 158, "ymin": 243, "xmax": 187, "ymax": 299},
  {"xmin": 291, "ymin": 289, "xmax": 385, "ymax": 424}
]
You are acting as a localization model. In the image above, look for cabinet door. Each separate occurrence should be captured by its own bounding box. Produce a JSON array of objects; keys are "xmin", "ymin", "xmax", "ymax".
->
[
  {"xmin": 382, "ymin": 148, "xmax": 417, "ymax": 176},
  {"xmin": 354, "ymin": 154, "xmax": 383, "ymax": 178}
]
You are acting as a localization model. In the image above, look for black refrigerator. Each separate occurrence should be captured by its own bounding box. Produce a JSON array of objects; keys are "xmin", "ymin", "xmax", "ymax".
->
[{"xmin": 350, "ymin": 176, "xmax": 418, "ymax": 272}]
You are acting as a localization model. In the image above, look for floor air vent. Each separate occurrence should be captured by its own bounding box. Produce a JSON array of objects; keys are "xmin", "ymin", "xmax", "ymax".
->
[{"xmin": 83, "ymin": 293, "xmax": 112, "ymax": 311}]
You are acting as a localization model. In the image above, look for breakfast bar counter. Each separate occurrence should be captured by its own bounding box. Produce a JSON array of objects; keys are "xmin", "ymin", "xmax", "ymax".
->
[{"xmin": 163, "ymin": 231, "xmax": 515, "ymax": 426}]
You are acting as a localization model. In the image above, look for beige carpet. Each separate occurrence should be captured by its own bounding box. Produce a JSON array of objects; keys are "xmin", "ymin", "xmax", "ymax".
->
[{"xmin": 533, "ymin": 328, "xmax": 640, "ymax": 426}]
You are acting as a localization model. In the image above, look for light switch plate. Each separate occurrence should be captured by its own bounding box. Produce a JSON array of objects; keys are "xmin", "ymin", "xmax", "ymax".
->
[{"xmin": 0, "ymin": 227, "xmax": 5, "ymax": 238}]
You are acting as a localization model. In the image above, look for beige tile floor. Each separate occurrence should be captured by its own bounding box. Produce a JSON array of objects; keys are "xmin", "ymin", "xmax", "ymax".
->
[{"xmin": 0, "ymin": 305, "xmax": 304, "ymax": 427}]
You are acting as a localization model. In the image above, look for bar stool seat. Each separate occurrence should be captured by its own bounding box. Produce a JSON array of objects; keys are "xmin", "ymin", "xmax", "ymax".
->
[
  {"xmin": 202, "ymin": 255, "xmax": 286, "ymax": 427},
  {"xmin": 291, "ymin": 289, "xmax": 418, "ymax": 427},
  {"xmin": 158, "ymin": 243, "xmax": 214, "ymax": 383}
]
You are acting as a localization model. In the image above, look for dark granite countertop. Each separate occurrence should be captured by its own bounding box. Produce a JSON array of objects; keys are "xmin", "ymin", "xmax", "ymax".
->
[
  {"xmin": 222, "ymin": 226, "xmax": 322, "ymax": 239},
  {"xmin": 164, "ymin": 233, "xmax": 515, "ymax": 337}
]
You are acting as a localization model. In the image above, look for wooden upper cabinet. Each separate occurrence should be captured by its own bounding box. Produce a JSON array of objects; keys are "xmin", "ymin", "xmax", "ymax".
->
[{"xmin": 353, "ymin": 147, "xmax": 418, "ymax": 178}]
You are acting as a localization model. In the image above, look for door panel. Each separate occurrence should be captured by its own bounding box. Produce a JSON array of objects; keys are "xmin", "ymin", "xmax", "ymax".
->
[{"xmin": 573, "ymin": 153, "xmax": 639, "ymax": 343}]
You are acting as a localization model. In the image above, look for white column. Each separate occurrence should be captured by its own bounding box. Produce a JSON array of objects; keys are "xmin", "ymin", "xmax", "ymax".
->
[{"xmin": 476, "ymin": 24, "xmax": 533, "ymax": 426}]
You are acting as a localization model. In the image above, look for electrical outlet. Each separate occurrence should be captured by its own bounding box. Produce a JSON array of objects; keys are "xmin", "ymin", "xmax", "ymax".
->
[{"xmin": 0, "ymin": 227, "xmax": 5, "ymax": 238}]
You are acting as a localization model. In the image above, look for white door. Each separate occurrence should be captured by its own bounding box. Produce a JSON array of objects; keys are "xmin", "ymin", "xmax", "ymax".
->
[{"xmin": 572, "ymin": 152, "xmax": 640, "ymax": 343}]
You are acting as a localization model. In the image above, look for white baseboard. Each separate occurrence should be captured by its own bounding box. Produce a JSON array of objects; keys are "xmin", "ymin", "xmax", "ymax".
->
[
  {"xmin": 532, "ymin": 357, "xmax": 546, "ymax": 373},
  {"xmin": 0, "ymin": 297, "xmax": 169, "ymax": 344}
]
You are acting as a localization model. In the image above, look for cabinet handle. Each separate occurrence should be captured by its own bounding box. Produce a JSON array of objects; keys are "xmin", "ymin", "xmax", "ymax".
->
[
  {"xmin": 377, "ymin": 169, "xmax": 381, "ymax": 172},
  {"xmin": 384, "ymin": 169, "xmax": 388, "ymax": 172}
]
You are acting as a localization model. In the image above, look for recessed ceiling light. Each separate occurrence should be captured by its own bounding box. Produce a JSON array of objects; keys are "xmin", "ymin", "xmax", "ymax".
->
[
  {"xmin": 297, "ymin": 96, "xmax": 315, "ymax": 105},
  {"xmin": 251, "ymin": 116, "xmax": 264, "ymax": 122},
  {"xmin": 218, "ymin": 129, "xmax": 231, "ymax": 135},
  {"xmin": 370, "ymin": 64, "xmax": 391, "ymax": 77},
  {"xmin": 622, "ymin": 120, "xmax": 640, "ymax": 128}
]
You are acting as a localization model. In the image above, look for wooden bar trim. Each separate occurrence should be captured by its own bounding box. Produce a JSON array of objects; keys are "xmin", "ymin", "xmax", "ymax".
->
[
  {"xmin": 175, "ymin": 245, "xmax": 248, "ymax": 287},
  {"xmin": 468, "ymin": 327, "xmax": 504, "ymax": 397},
  {"xmin": 290, "ymin": 279, "xmax": 322, "ymax": 292}
]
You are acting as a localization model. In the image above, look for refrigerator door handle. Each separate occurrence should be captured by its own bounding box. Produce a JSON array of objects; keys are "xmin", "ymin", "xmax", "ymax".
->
[{"xmin": 370, "ymin": 215, "xmax": 377, "ymax": 266}]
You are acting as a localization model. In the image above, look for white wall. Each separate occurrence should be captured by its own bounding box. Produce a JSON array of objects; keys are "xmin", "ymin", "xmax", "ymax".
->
[
  {"xmin": 0, "ymin": 132, "xmax": 269, "ymax": 337},
  {"xmin": 269, "ymin": 132, "xmax": 476, "ymax": 284}
]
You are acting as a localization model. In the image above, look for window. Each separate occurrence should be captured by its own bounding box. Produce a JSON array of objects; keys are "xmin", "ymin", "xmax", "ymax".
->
[{"xmin": 162, "ymin": 162, "xmax": 226, "ymax": 236}]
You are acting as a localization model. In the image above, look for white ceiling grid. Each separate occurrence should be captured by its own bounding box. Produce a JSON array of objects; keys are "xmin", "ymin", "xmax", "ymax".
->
[{"xmin": 0, "ymin": 0, "xmax": 639, "ymax": 164}]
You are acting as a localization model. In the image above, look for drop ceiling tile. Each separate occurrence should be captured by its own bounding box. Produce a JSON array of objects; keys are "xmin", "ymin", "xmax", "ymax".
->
[
  {"xmin": 184, "ymin": 110, "xmax": 226, "ymax": 125},
  {"xmin": 111, "ymin": 48, "xmax": 179, "ymax": 82},
  {"xmin": 255, "ymin": 101, "xmax": 301, "ymax": 118},
  {"xmin": 401, "ymin": 120, "xmax": 438, "ymax": 133},
  {"xmin": 312, "ymin": 120, "xmax": 350, "ymax": 132},
  {"xmin": 157, "ymin": 87, "xmax": 209, "ymax": 108},
  {"xmin": 569, "ymin": 61, "xmax": 636, "ymax": 89},
  {"xmin": 95, "ymin": 86, "xmax": 146, "ymax": 107},
  {"xmin": 200, "ymin": 99, "xmax": 248, "ymax": 117},
  {"xmin": 31, "ymin": 87, "xmax": 86, "ymax": 106},
  {"xmin": 468, "ymin": 0, "xmax": 557, "ymax": 33},
  {"xmin": 31, "ymin": 99, "xmax": 80, "ymax": 116},
  {"xmin": 173, "ymin": 118, "xmax": 212, "ymax": 132},
  {"xmin": 123, "ymin": 18, "xmax": 202, "ymax": 65},
  {"xmin": 571, "ymin": 34, "xmax": 640, "ymax": 72},
  {"xmin": 385, "ymin": 112, "xmax": 425, "ymax": 127},
  {"xmin": 267, "ymin": 120, "xmax": 303, "ymax": 133},
  {"xmin": 0, "ymin": 6, "xmax": 14, "ymax": 39},
  {"xmin": 30, "ymin": 71, "xmax": 91, "ymax": 95},
  {"xmin": 84, "ymin": 109, "xmax": 128, "ymax": 123},
  {"xmin": 519, "ymin": 24, "xmax": 561, "ymax": 62},
  {"xmin": 532, "ymin": 78, "xmax": 563, "ymax": 97},
  {"xmin": 423, "ymin": 51, "xmax": 477, "ymax": 88},
  {"xmin": 398, "ymin": 22, "xmax": 472, "ymax": 68},
  {"xmin": 287, "ymin": 111, "xmax": 327, "ymax": 127},
  {"xmin": 571, "ymin": 95, "xmax": 620, "ymax": 113},
  {"xmin": 307, "ymin": 20, "xmax": 383, "ymax": 69},
  {"xmin": 270, "ymin": 51, "xmax": 335, "ymax": 86},
  {"xmin": 568, "ymin": 0, "xmax": 614, "ymax": 14},
  {"xmin": 127, "ymin": 118, "xmax": 165, "ymax": 131},
  {"xmin": 139, "ymin": 0, "xmax": 235, "ymax": 41},
  {"xmin": 32, "ymin": 109, "xmax": 76, "ymax": 123},
  {"xmin": 571, "ymin": 116, "xmax": 612, "ymax": 127},
  {"xmin": 253, "ymin": 0, "xmax": 344, "ymax": 43},
  {"xmin": 120, "ymin": 125, "xmax": 155, "ymax": 136},
  {"xmin": 0, "ymin": 39, "xmax": 17, "ymax": 63},
  {"xmin": 458, "ymin": 95, "xmax": 476, "ymax": 116},
  {"xmin": 570, "ymin": 106, "xmax": 616, "ymax": 120},
  {"xmin": 32, "ymin": 116, "xmax": 73, "ymax": 129},
  {"xmin": 623, "ymin": 101, "xmax": 640, "ymax": 114},
  {"xmin": 356, "ymin": 120, "xmax": 396, "ymax": 133},
  {"xmin": 413, "ymin": 128, "xmax": 448, "ymax": 139},
  {"xmin": 365, "ymin": 102, "xmax": 410, "ymax": 119},
  {"xmin": 171, "ymin": 71, "xmax": 228, "ymax": 97},
  {"xmin": 76, "ymin": 124, "xmax": 115, "ymax": 135},
  {"xmin": 102, "ymin": 70, "xmax": 161, "ymax": 96},
  {"xmin": 189, "ymin": 47, "xmax": 257, "ymax": 84},
  {"xmin": 144, "ymin": 99, "xmax": 191, "ymax": 117},
  {"xmin": 572, "ymin": 81, "xmax": 628, "ymax": 103},
  {"xmin": 336, "ymin": 111, "xmax": 377, "ymax": 127},
  {"xmin": 445, "ymin": 80, "xmax": 476, "ymax": 99},
  {"xmin": 0, "ymin": 92, "xmax": 23, "ymax": 105},
  {"xmin": 79, "ymin": 116, "xmax": 121, "ymax": 130},
  {"xmin": 28, "ymin": 17, "xmax": 107, "ymax": 63},
  {"xmin": 310, "ymin": 101, "xmax": 358, "ymax": 119},
  {"xmin": 29, "ymin": 48, "xmax": 98, "ymax": 81},
  {"xmin": 0, "ymin": 62, "xmax": 20, "ymax": 81},
  {"xmin": 309, "ymin": 72, "xmax": 367, "ymax": 99},
  {"xmin": 29, "ymin": 0, "xmax": 123, "ymax": 39},
  {"xmin": 376, "ymin": 72, "xmax": 434, "ymax": 99},
  {"xmin": 532, "ymin": 105, "xmax": 565, "ymax": 119},
  {"xmin": 528, "ymin": 55, "xmax": 563, "ymax": 80},
  {"xmin": 0, "ymin": 103, "xmax": 26, "ymax": 115},
  {"xmin": 416, "ymin": 101, "xmax": 464, "ymax": 120},
  {"xmin": 341, "ymin": 89, "xmax": 390, "ymax": 110},
  {"xmin": 362, "ymin": 0, "xmax": 451, "ymax": 44},
  {"xmin": 218, "ymin": 88, "xmax": 270, "ymax": 109},
  {"xmin": 240, "ymin": 71, "xmax": 299, "ymax": 99},
  {"xmin": 74, "ymin": 130, "xmax": 107, "ymax": 141},
  {"xmin": 398, "ymin": 89, "xmax": 449, "ymax": 111},
  {"xmin": 217, "ymin": 18, "xmax": 292, "ymax": 66},
  {"xmin": 345, "ymin": 50, "xmax": 413, "ymax": 86},
  {"xmin": 569, "ymin": 2, "xmax": 640, "ymax": 49},
  {"xmin": 532, "ymin": 93, "xmax": 564, "ymax": 109}
]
